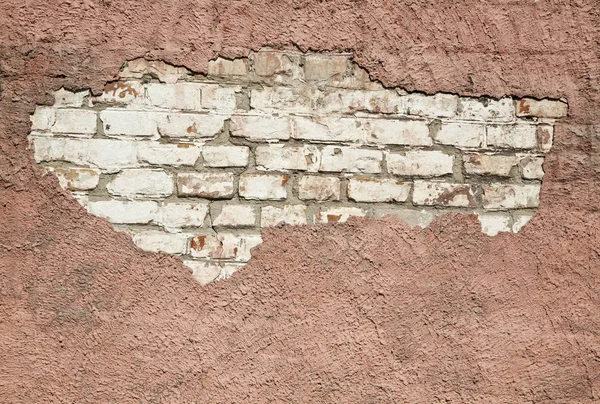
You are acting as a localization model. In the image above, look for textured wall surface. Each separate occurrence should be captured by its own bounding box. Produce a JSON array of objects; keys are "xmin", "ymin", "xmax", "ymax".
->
[{"xmin": 1, "ymin": 1, "xmax": 600, "ymax": 402}]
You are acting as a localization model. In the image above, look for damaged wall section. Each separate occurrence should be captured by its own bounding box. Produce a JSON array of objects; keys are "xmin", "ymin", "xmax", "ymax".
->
[{"xmin": 28, "ymin": 48, "xmax": 567, "ymax": 284}]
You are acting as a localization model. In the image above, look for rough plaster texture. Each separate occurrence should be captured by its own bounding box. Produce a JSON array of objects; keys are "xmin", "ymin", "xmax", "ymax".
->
[{"xmin": 0, "ymin": 0, "xmax": 599, "ymax": 402}]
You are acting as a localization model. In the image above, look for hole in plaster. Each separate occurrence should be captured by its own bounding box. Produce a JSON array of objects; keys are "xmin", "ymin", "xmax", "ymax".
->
[{"xmin": 28, "ymin": 47, "xmax": 567, "ymax": 285}]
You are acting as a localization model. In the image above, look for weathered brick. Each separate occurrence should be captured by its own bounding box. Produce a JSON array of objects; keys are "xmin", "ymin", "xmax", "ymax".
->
[
  {"xmin": 251, "ymin": 87, "xmax": 312, "ymax": 114},
  {"xmin": 201, "ymin": 85, "xmax": 237, "ymax": 112},
  {"xmin": 52, "ymin": 109, "xmax": 97, "ymax": 135},
  {"xmin": 413, "ymin": 181, "xmax": 476, "ymax": 207},
  {"xmin": 459, "ymin": 97, "xmax": 514, "ymax": 122},
  {"xmin": 120, "ymin": 59, "xmax": 189, "ymax": 84},
  {"xmin": 189, "ymin": 233, "xmax": 262, "ymax": 262},
  {"xmin": 315, "ymin": 207, "xmax": 367, "ymax": 223},
  {"xmin": 212, "ymin": 205, "xmax": 258, "ymax": 227},
  {"xmin": 347, "ymin": 178, "xmax": 411, "ymax": 203},
  {"xmin": 434, "ymin": 122, "xmax": 485, "ymax": 148},
  {"xmin": 261, "ymin": 205, "xmax": 307, "ymax": 227},
  {"xmin": 107, "ymin": 169, "xmax": 174, "ymax": 199},
  {"xmin": 85, "ymin": 139, "xmax": 139, "ymax": 173},
  {"xmin": 239, "ymin": 174, "xmax": 288, "ymax": 200},
  {"xmin": 255, "ymin": 144, "xmax": 320, "ymax": 172},
  {"xmin": 87, "ymin": 200, "xmax": 158, "ymax": 224},
  {"xmin": 54, "ymin": 88, "xmax": 91, "ymax": 107},
  {"xmin": 100, "ymin": 110, "xmax": 157, "ymax": 137},
  {"xmin": 320, "ymin": 146, "xmax": 383, "ymax": 173},
  {"xmin": 230, "ymin": 115, "xmax": 292, "ymax": 141},
  {"xmin": 202, "ymin": 145, "xmax": 250, "ymax": 168},
  {"xmin": 516, "ymin": 98, "xmax": 568, "ymax": 119},
  {"xmin": 487, "ymin": 125, "xmax": 537, "ymax": 150},
  {"xmin": 52, "ymin": 167, "xmax": 100, "ymax": 191},
  {"xmin": 184, "ymin": 261, "xmax": 244, "ymax": 285},
  {"xmin": 373, "ymin": 208, "xmax": 437, "ymax": 229},
  {"xmin": 146, "ymin": 82, "xmax": 202, "ymax": 110},
  {"xmin": 304, "ymin": 54, "xmax": 349, "ymax": 81},
  {"xmin": 364, "ymin": 119, "xmax": 431, "ymax": 146},
  {"xmin": 132, "ymin": 230, "xmax": 189, "ymax": 254},
  {"xmin": 177, "ymin": 172, "xmax": 235, "ymax": 199},
  {"xmin": 512, "ymin": 213, "xmax": 533, "ymax": 232},
  {"xmin": 253, "ymin": 50, "xmax": 299, "ymax": 77},
  {"xmin": 156, "ymin": 113, "xmax": 225, "ymax": 139},
  {"xmin": 386, "ymin": 150, "xmax": 453, "ymax": 177},
  {"xmin": 464, "ymin": 154, "xmax": 519, "ymax": 176},
  {"xmin": 536, "ymin": 125, "xmax": 553, "ymax": 152},
  {"xmin": 30, "ymin": 107, "xmax": 55, "ymax": 131},
  {"xmin": 315, "ymin": 89, "xmax": 403, "ymax": 114},
  {"xmin": 521, "ymin": 156, "xmax": 544, "ymax": 180},
  {"xmin": 478, "ymin": 213, "xmax": 512, "ymax": 236},
  {"xmin": 482, "ymin": 183, "xmax": 541, "ymax": 209},
  {"xmin": 293, "ymin": 116, "xmax": 364, "ymax": 143},
  {"xmin": 297, "ymin": 176, "xmax": 340, "ymax": 201},
  {"xmin": 97, "ymin": 81, "xmax": 143, "ymax": 104},
  {"xmin": 137, "ymin": 142, "xmax": 200, "ymax": 166},
  {"xmin": 208, "ymin": 57, "xmax": 248, "ymax": 77},
  {"xmin": 404, "ymin": 93, "xmax": 458, "ymax": 118},
  {"xmin": 156, "ymin": 202, "xmax": 209, "ymax": 232}
]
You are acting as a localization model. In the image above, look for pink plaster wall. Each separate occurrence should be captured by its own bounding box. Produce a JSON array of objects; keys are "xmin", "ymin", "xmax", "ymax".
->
[{"xmin": 0, "ymin": 1, "xmax": 599, "ymax": 402}]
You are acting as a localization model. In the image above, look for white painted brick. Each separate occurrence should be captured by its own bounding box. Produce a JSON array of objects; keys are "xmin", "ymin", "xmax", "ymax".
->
[
  {"xmin": 478, "ymin": 213, "xmax": 512, "ymax": 236},
  {"xmin": 404, "ymin": 93, "xmax": 458, "ymax": 118},
  {"xmin": 30, "ymin": 107, "xmax": 55, "ymax": 131},
  {"xmin": 156, "ymin": 113, "xmax": 225, "ymax": 139},
  {"xmin": 146, "ymin": 82, "xmax": 202, "ymax": 110},
  {"xmin": 320, "ymin": 146, "xmax": 382, "ymax": 173},
  {"xmin": 184, "ymin": 261, "xmax": 244, "ymax": 285},
  {"xmin": 521, "ymin": 156, "xmax": 544, "ymax": 180},
  {"xmin": 230, "ymin": 115, "xmax": 292, "ymax": 141},
  {"xmin": 434, "ymin": 122, "xmax": 485, "ymax": 148},
  {"xmin": 202, "ymin": 146, "xmax": 249, "ymax": 168},
  {"xmin": 52, "ymin": 167, "xmax": 100, "ymax": 191},
  {"xmin": 132, "ymin": 230, "xmax": 189, "ymax": 254},
  {"xmin": 239, "ymin": 174, "xmax": 288, "ymax": 200},
  {"xmin": 516, "ymin": 98, "xmax": 567, "ymax": 119},
  {"xmin": 251, "ymin": 87, "xmax": 312, "ymax": 114},
  {"xmin": 255, "ymin": 144, "xmax": 320, "ymax": 172},
  {"xmin": 315, "ymin": 207, "xmax": 367, "ymax": 223},
  {"xmin": 212, "ymin": 205, "xmax": 257, "ymax": 227},
  {"xmin": 54, "ymin": 88, "xmax": 91, "ymax": 107},
  {"xmin": 97, "ymin": 81, "xmax": 143, "ymax": 104},
  {"xmin": 512, "ymin": 213, "xmax": 533, "ymax": 232},
  {"xmin": 31, "ymin": 137, "xmax": 85, "ymax": 164},
  {"xmin": 459, "ymin": 97, "xmax": 514, "ymax": 122},
  {"xmin": 413, "ymin": 181, "xmax": 476, "ymax": 207},
  {"xmin": 482, "ymin": 183, "xmax": 541, "ymax": 209},
  {"xmin": 298, "ymin": 176, "xmax": 340, "ymax": 201},
  {"xmin": 156, "ymin": 202, "xmax": 209, "ymax": 232},
  {"xmin": 293, "ymin": 117, "xmax": 363, "ymax": 143},
  {"xmin": 464, "ymin": 154, "xmax": 519, "ymax": 176},
  {"xmin": 87, "ymin": 200, "xmax": 158, "ymax": 224},
  {"xmin": 72, "ymin": 193, "xmax": 89, "ymax": 208},
  {"xmin": 107, "ymin": 169, "xmax": 174, "ymax": 199},
  {"xmin": 190, "ymin": 233, "xmax": 262, "ymax": 262},
  {"xmin": 208, "ymin": 57, "xmax": 248, "ymax": 77},
  {"xmin": 304, "ymin": 54, "xmax": 348, "ymax": 81},
  {"xmin": 137, "ymin": 142, "xmax": 200, "ymax": 166},
  {"xmin": 364, "ymin": 119, "xmax": 431, "ymax": 146},
  {"xmin": 177, "ymin": 172, "xmax": 235, "ymax": 198},
  {"xmin": 373, "ymin": 208, "xmax": 437, "ymax": 229},
  {"xmin": 52, "ymin": 109, "xmax": 97, "ymax": 134},
  {"xmin": 347, "ymin": 178, "xmax": 411, "ymax": 202},
  {"xmin": 315, "ymin": 89, "xmax": 403, "ymax": 114},
  {"xmin": 386, "ymin": 150, "xmax": 454, "ymax": 177},
  {"xmin": 261, "ymin": 205, "xmax": 307, "ymax": 227},
  {"xmin": 487, "ymin": 124, "xmax": 537, "ymax": 150},
  {"xmin": 201, "ymin": 85, "xmax": 237, "ymax": 112},
  {"xmin": 86, "ymin": 139, "xmax": 139, "ymax": 173},
  {"xmin": 100, "ymin": 110, "xmax": 157, "ymax": 137}
]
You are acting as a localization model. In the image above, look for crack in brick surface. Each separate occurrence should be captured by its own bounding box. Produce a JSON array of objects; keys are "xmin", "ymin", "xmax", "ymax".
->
[{"xmin": 28, "ymin": 47, "xmax": 567, "ymax": 285}]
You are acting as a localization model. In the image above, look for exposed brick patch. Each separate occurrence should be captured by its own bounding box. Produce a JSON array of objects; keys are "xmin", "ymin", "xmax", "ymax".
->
[{"xmin": 28, "ymin": 48, "xmax": 567, "ymax": 284}]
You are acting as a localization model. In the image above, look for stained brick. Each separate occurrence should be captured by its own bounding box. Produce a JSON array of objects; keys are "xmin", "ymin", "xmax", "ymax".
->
[
  {"xmin": 52, "ymin": 167, "xmax": 100, "ymax": 191},
  {"xmin": 516, "ymin": 98, "xmax": 568, "ymax": 119},
  {"xmin": 189, "ymin": 233, "xmax": 262, "ymax": 262},
  {"xmin": 137, "ymin": 142, "xmax": 200, "ymax": 166},
  {"xmin": 434, "ymin": 122, "xmax": 485, "ymax": 148},
  {"xmin": 146, "ymin": 82, "xmax": 203, "ymax": 110},
  {"xmin": 521, "ymin": 156, "xmax": 544, "ymax": 180},
  {"xmin": 304, "ymin": 54, "xmax": 349, "ymax": 81},
  {"xmin": 212, "ymin": 205, "xmax": 257, "ymax": 227},
  {"xmin": 487, "ymin": 125, "xmax": 537, "ymax": 150},
  {"xmin": 251, "ymin": 87, "xmax": 312, "ymax": 114},
  {"xmin": 404, "ymin": 93, "xmax": 458, "ymax": 118},
  {"xmin": 132, "ymin": 231, "xmax": 189, "ymax": 254},
  {"xmin": 297, "ymin": 176, "xmax": 340, "ymax": 201},
  {"xmin": 208, "ymin": 57, "xmax": 248, "ymax": 77},
  {"xmin": 347, "ymin": 178, "xmax": 411, "ymax": 203},
  {"xmin": 230, "ymin": 115, "xmax": 292, "ymax": 141},
  {"xmin": 202, "ymin": 145, "xmax": 250, "ymax": 168},
  {"xmin": 255, "ymin": 144, "xmax": 320, "ymax": 172},
  {"xmin": 482, "ymin": 183, "xmax": 541, "ymax": 209},
  {"xmin": 261, "ymin": 205, "xmax": 307, "ymax": 227},
  {"xmin": 293, "ymin": 116, "xmax": 364, "ymax": 143},
  {"xmin": 156, "ymin": 202, "xmax": 209, "ymax": 232},
  {"xmin": 177, "ymin": 172, "xmax": 235, "ymax": 199},
  {"xmin": 463, "ymin": 154, "xmax": 519, "ymax": 177},
  {"xmin": 315, "ymin": 207, "xmax": 367, "ymax": 223},
  {"xmin": 239, "ymin": 174, "xmax": 288, "ymax": 200},
  {"xmin": 413, "ymin": 181, "xmax": 476, "ymax": 207},
  {"xmin": 459, "ymin": 97, "xmax": 514, "ymax": 122},
  {"xmin": 320, "ymin": 146, "xmax": 383, "ymax": 173},
  {"xmin": 386, "ymin": 150, "xmax": 453, "ymax": 177},
  {"xmin": 364, "ymin": 119, "xmax": 431, "ymax": 146}
]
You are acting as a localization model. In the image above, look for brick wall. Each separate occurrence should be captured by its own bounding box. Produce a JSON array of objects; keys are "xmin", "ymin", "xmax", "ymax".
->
[{"xmin": 28, "ymin": 48, "xmax": 567, "ymax": 285}]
